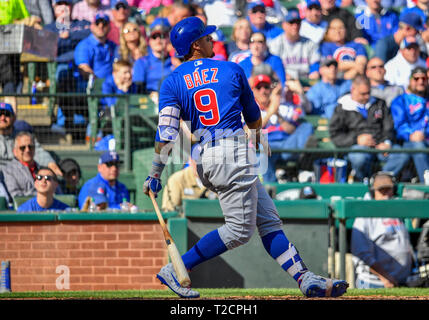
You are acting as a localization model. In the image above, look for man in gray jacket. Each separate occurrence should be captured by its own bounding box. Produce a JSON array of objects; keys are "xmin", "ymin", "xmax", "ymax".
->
[
  {"xmin": 0, "ymin": 103, "xmax": 62, "ymax": 176},
  {"xmin": 3, "ymin": 131, "xmax": 39, "ymax": 198}
]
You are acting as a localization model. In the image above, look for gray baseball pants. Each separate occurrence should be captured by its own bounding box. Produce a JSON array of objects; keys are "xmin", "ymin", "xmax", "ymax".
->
[{"xmin": 196, "ymin": 135, "xmax": 283, "ymax": 250}]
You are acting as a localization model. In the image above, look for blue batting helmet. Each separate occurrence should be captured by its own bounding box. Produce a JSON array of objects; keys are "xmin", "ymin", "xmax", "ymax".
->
[{"xmin": 170, "ymin": 17, "xmax": 217, "ymax": 57}]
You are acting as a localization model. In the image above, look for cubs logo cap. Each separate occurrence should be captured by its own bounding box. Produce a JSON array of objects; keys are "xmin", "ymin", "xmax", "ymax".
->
[
  {"xmin": 99, "ymin": 151, "xmax": 120, "ymax": 164},
  {"xmin": 0, "ymin": 102, "xmax": 14, "ymax": 115}
]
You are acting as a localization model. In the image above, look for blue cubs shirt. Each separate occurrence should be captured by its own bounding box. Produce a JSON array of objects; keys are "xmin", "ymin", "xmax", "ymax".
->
[
  {"xmin": 238, "ymin": 53, "xmax": 286, "ymax": 87},
  {"xmin": 390, "ymin": 93, "xmax": 429, "ymax": 142},
  {"xmin": 74, "ymin": 34, "xmax": 117, "ymax": 79},
  {"xmin": 101, "ymin": 74, "xmax": 137, "ymax": 108},
  {"xmin": 156, "ymin": 59, "xmax": 261, "ymax": 144},
  {"xmin": 78, "ymin": 173, "xmax": 130, "ymax": 209},
  {"xmin": 18, "ymin": 197, "xmax": 70, "ymax": 212},
  {"xmin": 320, "ymin": 41, "xmax": 367, "ymax": 61},
  {"xmin": 132, "ymin": 49, "xmax": 174, "ymax": 92}
]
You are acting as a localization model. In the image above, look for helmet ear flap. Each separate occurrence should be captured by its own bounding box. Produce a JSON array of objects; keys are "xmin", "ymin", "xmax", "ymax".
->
[{"xmin": 170, "ymin": 17, "xmax": 217, "ymax": 57}]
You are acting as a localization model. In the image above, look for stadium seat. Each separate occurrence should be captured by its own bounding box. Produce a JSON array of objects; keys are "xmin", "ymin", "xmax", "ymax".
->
[{"xmin": 112, "ymin": 94, "xmax": 157, "ymax": 151}]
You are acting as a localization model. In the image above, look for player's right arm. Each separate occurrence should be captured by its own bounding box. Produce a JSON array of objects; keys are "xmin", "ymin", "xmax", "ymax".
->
[{"xmin": 144, "ymin": 76, "xmax": 181, "ymax": 197}]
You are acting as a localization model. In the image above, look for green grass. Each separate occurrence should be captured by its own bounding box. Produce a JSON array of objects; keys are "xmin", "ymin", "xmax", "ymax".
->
[{"xmin": 1, "ymin": 288, "xmax": 429, "ymax": 299}]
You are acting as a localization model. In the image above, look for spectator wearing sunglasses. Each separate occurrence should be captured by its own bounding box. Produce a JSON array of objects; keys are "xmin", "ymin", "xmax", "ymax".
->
[
  {"xmin": 238, "ymin": 32, "xmax": 286, "ymax": 88},
  {"xmin": 74, "ymin": 12, "xmax": 117, "ymax": 81},
  {"xmin": 0, "ymin": 103, "xmax": 62, "ymax": 176},
  {"xmin": 17, "ymin": 167, "xmax": 70, "ymax": 212},
  {"xmin": 268, "ymin": 9, "xmax": 320, "ymax": 81},
  {"xmin": 247, "ymin": 1, "xmax": 283, "ymax": 45},
  {"xmin": 365, "ymin": 57, "xmax": 403, "ymax": 108},
  {"xmin": 78, "ymin": 151, "xmax": 130, "ymax": 210},
  {"xmin": 132, "ymin": 19, "xmax": 174, "ymax": 93},
  {"xmin": 390, "ymin": 67, "xmax": 429, "ymax": 183},
  {"xmin": 251, "ymin": 72, "xmax": 314, "ymax": 182},
  {"xmin": 116, "ymin": 21, "xmax": 148, "ymax": 64},
  {"xmin": 3, "ymin": 131, "xmax": 39, "ymax": 198},
  {"xmin": 71, "ymin": 0, "xmax": 112, "ymax": 23}
]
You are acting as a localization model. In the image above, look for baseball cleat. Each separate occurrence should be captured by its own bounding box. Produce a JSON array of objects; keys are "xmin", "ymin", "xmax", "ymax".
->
[
  {"xmin": 156, "ymin": 263, "xmax": 200, "ymax": 298},
  {"xmin": 299, "ymin": 271, "xmax": 349, "ymax": 298}
]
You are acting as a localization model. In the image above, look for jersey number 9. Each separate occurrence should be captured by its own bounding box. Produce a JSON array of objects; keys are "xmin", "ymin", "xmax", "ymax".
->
[{"xmin": 194, "ymin": 88, "xmax": 220, "ymax": 126}]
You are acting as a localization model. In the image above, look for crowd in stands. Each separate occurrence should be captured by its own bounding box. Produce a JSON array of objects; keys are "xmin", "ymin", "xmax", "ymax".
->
[
  {"xmin": 2, "ymin": 0, "xmax": 429, "ymax": 209},
  {"xmin": 2, "ymin": 0, "xmax": 429, "ymax": 291}
]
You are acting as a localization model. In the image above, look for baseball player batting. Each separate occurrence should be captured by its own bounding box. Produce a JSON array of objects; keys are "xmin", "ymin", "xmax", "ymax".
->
[{"xmin": 143, "ymin": 16, "xmax": 349, "ymax": 298}]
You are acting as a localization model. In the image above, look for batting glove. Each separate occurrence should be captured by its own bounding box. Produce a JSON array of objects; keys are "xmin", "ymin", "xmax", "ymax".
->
[
  {"xmin": 144, "ymin": 152, "xmax": 165, "ymax": 198},
  {"xmin": 143, "ymin": 176, "xmax": 162, "ymax": 197}
]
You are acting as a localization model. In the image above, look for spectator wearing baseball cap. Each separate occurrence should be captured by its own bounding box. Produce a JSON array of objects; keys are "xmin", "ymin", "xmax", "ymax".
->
[
  {"xmin": 306, "ymin": 58, "xmax": 352, "ymax": 118},
  {"xmin": 247, "ymin": 0, "xmax": 283, "ymax": 43},
  {"xmin": 251, "ymin": 70, "xmax": 314, "ymax": 183},
  {"xmin": 132, "ymin": 18, "xmax": 174, "ymax": 93},
  {"xmin": 300, "ymin": 0, "xmax": 328, "ymax": 44},
  {"xmin": 390, "ymin": 66, "xmax": 429, "ymax": 183},
  {"xmin": 399, "ymin": 1, "xmax": 428, "ymax": 31},
  {"xmin": 374, "ymin": 11, "xmax": 427, "ymax": 63},
  {"xmin": 59, "ymin": 158, "xmax": 82, "ymax": 196},
  {"xmin": 384, "ymin": 35, "xmax": 426, "ymax": 89},
  {"xmin": 74, "ymin": 11, "xmax": 117, "ymax": 80},
  {"xmin": 78, "ymin": 151, "xmax": 130, "ymax": 210},
  {"xmin": 268, "ymin": 8, "xmax": 320, "ymax": 81},
  {"xmin": 354, "ymin": 0, "xmax": 399, "ymax": 48},
  {"xmin": 107, "ymin": 0, "xmax": 144, "ymax": 45},
  {"xmin": 71, "ymin": 0, "xmax": 112, "ymax": 23},
  {"xmin": 0, "ymin": 103, "xmax": 63, "ymax": 177}
]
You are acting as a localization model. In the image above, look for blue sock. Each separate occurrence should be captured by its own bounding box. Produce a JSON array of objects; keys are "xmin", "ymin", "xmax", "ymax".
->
[
  {"xmin": 261, "ymin": 230, "xmax": 308, "ymax": 284},
  {"xmin": 182, "ymin": 229, "xmax": 228, "ymax": 270}
]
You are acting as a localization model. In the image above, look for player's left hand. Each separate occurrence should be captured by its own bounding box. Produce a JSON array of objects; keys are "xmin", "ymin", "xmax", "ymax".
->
[{"xmin": 143, "ymin": 176, "xmax": 162, "ymax": 197}]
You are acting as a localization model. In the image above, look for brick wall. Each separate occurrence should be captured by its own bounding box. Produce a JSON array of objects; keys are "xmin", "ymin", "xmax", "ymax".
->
[{"xmin": 0, "ymin": 221, "xmax": 168, "ymax": 292}]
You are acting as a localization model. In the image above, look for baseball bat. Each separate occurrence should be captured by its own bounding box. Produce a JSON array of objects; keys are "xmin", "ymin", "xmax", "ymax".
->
[{"xmin": 149, "ymin": 191, "xmax": 191, "ymax": 287}]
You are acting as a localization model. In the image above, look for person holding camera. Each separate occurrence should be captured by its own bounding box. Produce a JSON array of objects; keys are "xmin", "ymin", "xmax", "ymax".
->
[{"xmin": 251, "ymin": 72, "xmax": 313, "ymax": 183}]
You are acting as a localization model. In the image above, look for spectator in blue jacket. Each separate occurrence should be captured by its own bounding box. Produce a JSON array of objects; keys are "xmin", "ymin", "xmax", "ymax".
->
[
  {"xmin": 74, "ymin": 12, "xmax": 117, "ymax": 82},
  {"xmin": 306, "ymin": 58, "xmax": 351, "ymax": 118},
  {"xmin": 132, "ymin": 19, "xmax": 174, "ymax": 93},
  {"xmin": 238, "ymin": 32, "xmax": 286, "ymax": 88},
  {"xmin": 354, "ymin": 0, "xmax": 399, "ymax": 48},
  {"xmin": 18, "ymin": 167, "xmax": 70, "ymax": 212},
  {"xmin": 78, "ymin": 151, "xmax": 130, "ymax": 210},
  {"xmin": 390, "ymin": 67, "xmax": 429, "ymax": 183},
  {"xmin": 247, "ymin": 1, "xmax": 283, "ymax": 45}
]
